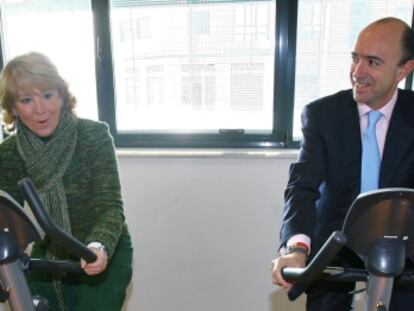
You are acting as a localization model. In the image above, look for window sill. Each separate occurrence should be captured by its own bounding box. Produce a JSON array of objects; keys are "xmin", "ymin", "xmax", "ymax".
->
[{"xmin": 116, "ymin": 148, "xmax": 299, "ymax": 159}]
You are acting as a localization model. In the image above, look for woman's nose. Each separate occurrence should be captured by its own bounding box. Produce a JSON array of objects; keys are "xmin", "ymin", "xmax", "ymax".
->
[{"xmin": 33, "ymin": 96, "xmax": 45, "ymax": 114}]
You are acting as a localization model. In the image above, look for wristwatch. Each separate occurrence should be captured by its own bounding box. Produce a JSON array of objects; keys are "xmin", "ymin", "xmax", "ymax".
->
[
  {"xmin": 282, "ymin": 245, "xmax": 309, "ymax": 258},
  {"xmin": 88, "ymin": 242, "xmax": 108, "ymax": 255}
]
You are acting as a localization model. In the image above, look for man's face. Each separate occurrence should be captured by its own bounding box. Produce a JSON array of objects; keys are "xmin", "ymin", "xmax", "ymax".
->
[{"xmin": 350, "ymin": 23, "xmax": 409, "ymax": 110}]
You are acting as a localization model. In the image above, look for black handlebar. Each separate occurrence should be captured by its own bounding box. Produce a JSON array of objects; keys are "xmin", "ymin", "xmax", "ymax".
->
[
  {"xmin": 18, "ymin": 178, "xmax": 97, "ymax": 263},
  {"xmin": 279, "ymin": 188, "xmax": 414, "ymax": 305},
  {"xmin": 282, "ymin": 231, "xmax": 347, "ymax": 301},
  {"xmin": 28, "ymin": 259, "xmax": 84, "ymax": 274},
  {"xmin": 281, "ymin": 231, "xmax": 414, "ymax": 301}
]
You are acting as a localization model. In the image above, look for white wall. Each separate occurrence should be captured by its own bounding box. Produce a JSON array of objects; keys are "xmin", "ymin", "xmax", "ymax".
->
[
  {"xmin": 0, "ymin": 151, "xmax": 308, "ymax": 311},
  {"xmin": 118, "ymin": 151, "xmax": 306, "ymax": 311}
]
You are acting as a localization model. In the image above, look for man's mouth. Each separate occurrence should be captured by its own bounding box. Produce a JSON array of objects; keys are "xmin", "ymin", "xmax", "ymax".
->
[{"xmin": 353, "ymin": 80, "xmax": 372, "ymax": 92}]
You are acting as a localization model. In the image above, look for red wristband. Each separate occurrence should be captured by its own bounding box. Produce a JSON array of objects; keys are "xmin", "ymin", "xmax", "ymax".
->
[{"xmin": 291, "ymin": 241, "xmax": 309, "ymax": 251}]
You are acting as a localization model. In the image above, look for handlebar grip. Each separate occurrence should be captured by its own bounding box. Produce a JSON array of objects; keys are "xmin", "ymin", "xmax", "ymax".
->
[
  {"xmin": 28, "ymin": 259, "xmax": 84, "ymax": 274},
  {"xmin": 281, "ymin": 267, "xmax": 312, "ymax": 301},
  {"xmin": 281, "ymin": 231, "xmax": 347, "ymax": 300},
  {"xmin": 282, "ymin": 267, "xmax": 306, "ymax": 282},
  {"xmin": 288, "ymin": 282, "xmax": 311, "ymax": 301},
  {"xmin": 18, "ymin": 178, "xmax": 97, "ymax": 263}
]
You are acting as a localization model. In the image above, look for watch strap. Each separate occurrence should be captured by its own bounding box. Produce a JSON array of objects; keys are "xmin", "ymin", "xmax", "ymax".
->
[
  {"xmin": 88, "ymin": 241, "xmax": 108, "ymax": 254},
  {"xmin": 282, "ymin": 245, "xmax": 309, "ymax": 258}
]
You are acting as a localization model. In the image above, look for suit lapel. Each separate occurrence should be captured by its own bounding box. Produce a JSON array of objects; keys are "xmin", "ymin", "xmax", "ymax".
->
[
  {"xmin": 336, "ymin": 96, "xmax": 361, "ymax": 190},
  {"xmin": 380, "ymin": 94, "xmax": 414, "ymax": 186}
]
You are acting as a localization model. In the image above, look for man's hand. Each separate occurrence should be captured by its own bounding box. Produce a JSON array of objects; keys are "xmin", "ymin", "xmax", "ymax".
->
[{"xmin": 271, "ymin": 251, "xmax": 307, "ymax": 292}]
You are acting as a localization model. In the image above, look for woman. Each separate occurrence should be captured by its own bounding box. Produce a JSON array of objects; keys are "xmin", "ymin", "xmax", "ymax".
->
[{"xmin": 0, "ymin": 52, "xmax": 133, "ymax": 310}]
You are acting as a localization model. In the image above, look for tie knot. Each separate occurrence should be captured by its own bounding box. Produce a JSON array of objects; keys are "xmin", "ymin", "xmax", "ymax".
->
[{"xmin": 367, "ymin": 110, "xmax": 382, "ymax": 128}]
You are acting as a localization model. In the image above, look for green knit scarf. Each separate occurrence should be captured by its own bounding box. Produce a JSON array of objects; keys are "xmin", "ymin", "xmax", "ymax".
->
[{"xmin": 16, "ymin": 109, "xmax": 77, "ymax": 310}]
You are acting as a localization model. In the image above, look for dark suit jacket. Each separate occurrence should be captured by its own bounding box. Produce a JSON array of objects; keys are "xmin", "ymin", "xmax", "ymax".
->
[{"xmin": 280, "ymin": 88, "xmax": 414, "ymax": 257}]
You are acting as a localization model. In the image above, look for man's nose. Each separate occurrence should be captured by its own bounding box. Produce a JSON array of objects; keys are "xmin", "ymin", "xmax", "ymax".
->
[{"xmin": 352, "ymin": 60, "xmax": 367, "ymax": 79}]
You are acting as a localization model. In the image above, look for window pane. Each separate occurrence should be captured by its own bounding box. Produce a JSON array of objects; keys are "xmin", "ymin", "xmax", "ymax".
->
[
  {"xmin": 110, "ymin": 0, "xmax": 276, "ymax": 134},
  {"xmin": 0, "ymin": 0, "xmax": 98, "ymax": 120},
  {"xmin": 294, "ymin": 0, "xmax": 413, "ymax": 139}
]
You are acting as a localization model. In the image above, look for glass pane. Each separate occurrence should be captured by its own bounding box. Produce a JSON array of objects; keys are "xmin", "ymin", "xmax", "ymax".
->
[
  {"xmin": 294, "ymin": 0, "xmax": 413, "ymax": 139},
  {"xmin": 0, "ymin": 0, "xmax": 98, "ymax": 120},
  {"xmin": 110, "ymin": 0, "xmax": 276, "ymax": 134}
]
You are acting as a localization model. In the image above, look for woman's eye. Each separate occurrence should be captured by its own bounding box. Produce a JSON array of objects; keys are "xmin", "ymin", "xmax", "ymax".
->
[
  {"xmin": 20, "ymin": 97, "xmax": 31, "ymax": 104},
  {"xmin": 43, "ymin": 92, "xmax": 53, "ymax": 100}
]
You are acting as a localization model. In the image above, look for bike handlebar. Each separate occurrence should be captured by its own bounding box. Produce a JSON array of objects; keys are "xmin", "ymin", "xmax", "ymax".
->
[
  {"xmin": 18, "ymin": 178, "xmax": 97, "ymax": 264},
  {"xmin": 28, "ymin": 259, "xmax": 84, "ymax": 274},
  {"xmin": 281, "ymin": 231, "xmax": 347, "ymax": 301},
  {"xmin": 281, "ymin": 230, "xmax": 414, "ymax": 301}
]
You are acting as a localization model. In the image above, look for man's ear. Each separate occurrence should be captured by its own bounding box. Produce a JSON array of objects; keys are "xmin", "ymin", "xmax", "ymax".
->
[{"xmin": 398, "ymin": 59, "xmax": 414, "ymax": 81}]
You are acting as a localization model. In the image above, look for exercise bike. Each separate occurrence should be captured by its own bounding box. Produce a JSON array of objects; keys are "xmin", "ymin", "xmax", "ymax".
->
[
  {"xmin": 282, "ymin": 187, "xmax": 414, "ymax": 311},
  {"xmin": 0, "ymin": 178, "xmax": 97, "ymax": 310}
]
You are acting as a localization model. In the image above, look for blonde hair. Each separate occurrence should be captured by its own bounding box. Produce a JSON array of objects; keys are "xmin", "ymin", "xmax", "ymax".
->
[{"xmin": 0, "ymin": 52, "xmax": 76, "ymax": 132}]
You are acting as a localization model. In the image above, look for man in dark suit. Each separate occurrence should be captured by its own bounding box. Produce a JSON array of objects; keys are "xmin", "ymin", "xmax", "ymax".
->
[{"xmin": 271, "ymin": 17, "xmax": 414, "ymax": 310}]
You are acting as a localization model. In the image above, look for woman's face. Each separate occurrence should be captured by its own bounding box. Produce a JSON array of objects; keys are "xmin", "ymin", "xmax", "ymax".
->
[{"xmin": 14, "ymin": 86, "xmax": 62, "ymax": 137}]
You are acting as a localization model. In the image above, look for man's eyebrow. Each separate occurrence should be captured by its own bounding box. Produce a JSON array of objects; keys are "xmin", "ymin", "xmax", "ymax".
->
[
  {"xmin": 351, "ymin": 52, "xmax": 385, "ymax": 64},
  {"xmin": 367, "ymin": 55, "xmax": 385, "ymax": 63}
]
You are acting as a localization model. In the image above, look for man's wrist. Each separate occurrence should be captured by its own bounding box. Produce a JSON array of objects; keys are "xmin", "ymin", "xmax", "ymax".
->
[{"xmin": 282, "ymin": 243, "xmax": 309, "ymax": 258}]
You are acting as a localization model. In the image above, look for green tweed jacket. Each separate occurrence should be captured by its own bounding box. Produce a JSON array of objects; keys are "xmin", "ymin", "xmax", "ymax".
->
[{"xmin": 0, "ymin": 118, "xmax": 129, "ymax": 258}]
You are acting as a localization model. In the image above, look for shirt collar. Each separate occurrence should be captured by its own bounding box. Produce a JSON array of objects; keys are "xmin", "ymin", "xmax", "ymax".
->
[{"xmin": 357, "ymin": 89, "xmax": 398, "ymax": 121}]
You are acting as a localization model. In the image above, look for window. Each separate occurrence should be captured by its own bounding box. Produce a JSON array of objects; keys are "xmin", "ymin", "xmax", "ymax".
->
[
  {"xmin": 110, "ymin": 0, "xmax": 276, "ymax": 137},
  {"xmin": 294, "ymin": 0, "xmax": 413, "ymax": 139},
  {"xmin": 0, "ymin": 0, "xmax": 413, "ymax": 147},
  {"xmin": 0, "ymin": 0, "xmax": 98, "ymax": 121}
]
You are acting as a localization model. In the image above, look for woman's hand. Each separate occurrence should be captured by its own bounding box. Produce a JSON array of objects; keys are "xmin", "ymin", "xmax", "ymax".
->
[{"xmin": 81, "ymin": 247, "xmax": 108, "ymax": 275}]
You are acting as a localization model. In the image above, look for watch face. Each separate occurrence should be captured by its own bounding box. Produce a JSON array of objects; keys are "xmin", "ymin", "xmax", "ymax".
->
[
  {"xmin": 283, "ymin": 246, "xmax": 308, "ymax": 257},
  {"xmin": 99, "ymin": 245, "xmax": 108, "ymax": 254},
  {"xmin": 89, "ymin": 242, "xmax": 107, "ymax": 254}
]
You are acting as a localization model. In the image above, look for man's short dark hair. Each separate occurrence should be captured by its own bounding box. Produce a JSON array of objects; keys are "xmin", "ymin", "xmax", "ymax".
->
[
  {"xmin": 371, "ymin": 17, "xmax": 414, "ymax": 65},
  {"xmin": 400, "ymin": 24, "xmax": 414, "ymax": 65}
]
